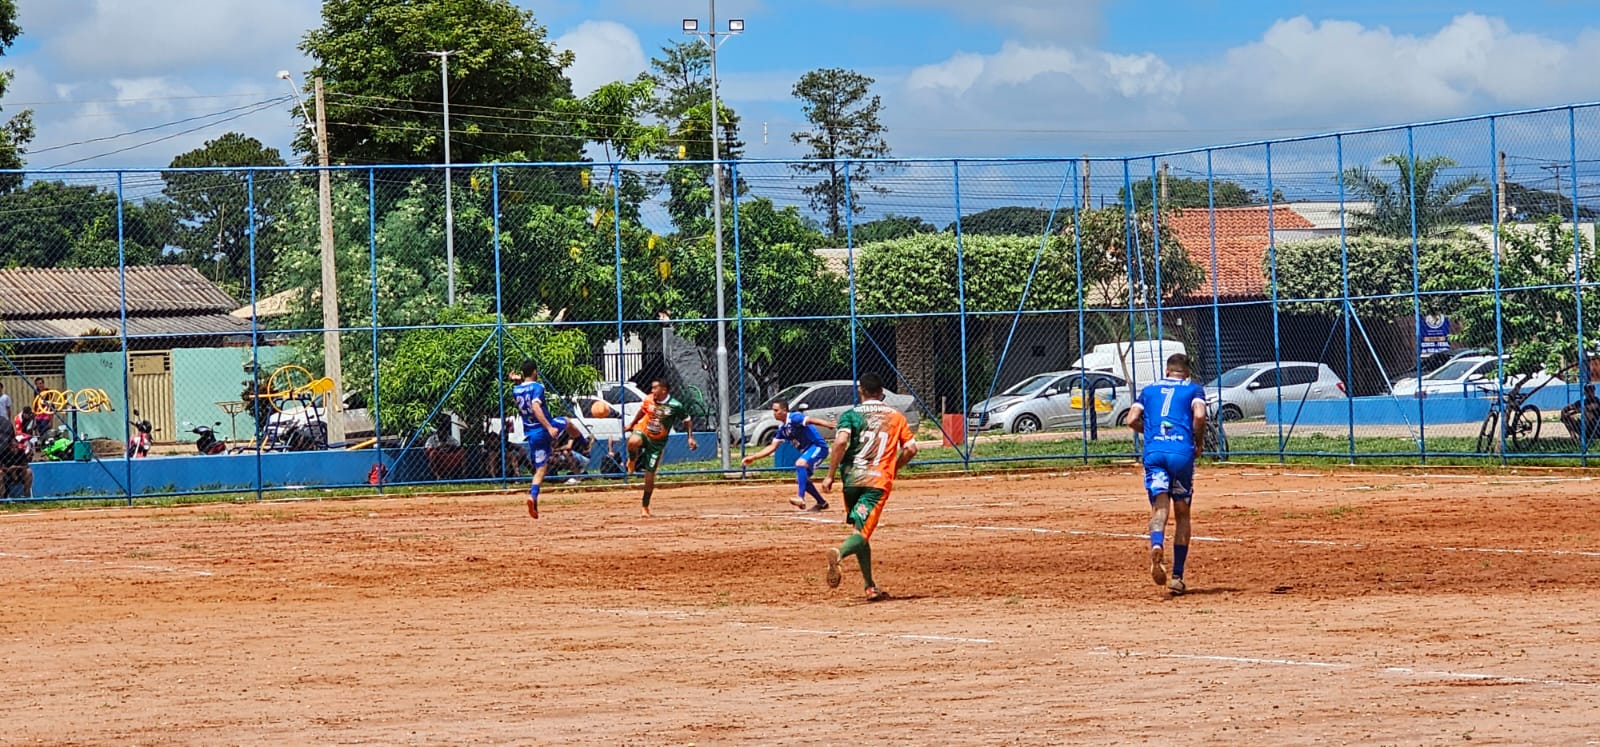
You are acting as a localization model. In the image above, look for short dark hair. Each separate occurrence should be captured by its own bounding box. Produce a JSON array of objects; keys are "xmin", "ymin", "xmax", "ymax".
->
[
  {"xmin": 1166, "ymin": 353, "xmax": 1192, "ymax": 374},
  {"xmin": 770, "ymin": 399, "xmax": 789, "ymax": 409},
  {"xmin": 521, "ymin": 359, "xmax": 537, "ymax": 379},
  {"xmin": 651, "ymin": 379, "xmax": 671, "ymax": 391},
  {"xmin": 858, "ymin": 372, "xmax": 885, "ymax": 398}
]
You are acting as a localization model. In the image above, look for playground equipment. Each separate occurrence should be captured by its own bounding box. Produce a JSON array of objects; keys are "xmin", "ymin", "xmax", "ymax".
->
[
  {"xmin": 31, "ymin": 388, "xmax": 115, "ymax": 461},
  {"xmin": 239, "ymin": 364, "xmax": 337, "ymax": 451}
]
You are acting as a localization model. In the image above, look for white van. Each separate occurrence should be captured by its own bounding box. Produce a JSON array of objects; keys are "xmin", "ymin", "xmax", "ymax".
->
[{"xmin": 1070, "ymin": 339, "xmax": 1187, "ymax": 392}]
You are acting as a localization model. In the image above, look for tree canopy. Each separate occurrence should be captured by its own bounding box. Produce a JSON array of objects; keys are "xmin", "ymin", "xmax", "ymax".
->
[
  {"xmin": 790, "ymin": 68, "xmax": 892, "ymax": 240},
  {"xmin": 1341, "ymin": 154, "xmax": 1486, "ymax": 238},
  {"xmin": 163, "ymin": 133, "xmax": 289, "ymax": 293}
]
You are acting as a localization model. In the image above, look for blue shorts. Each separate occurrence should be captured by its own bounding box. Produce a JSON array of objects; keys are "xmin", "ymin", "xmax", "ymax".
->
[
  {"xmin": 526, "ymin": 417, "xmax": 564, "ymax": 470},
  {"xmin": 797, "ymin": 444, "xmax": 826, "ymax": 468},
  {"xmin": 1143, "ymin": 450, "xmax": 1195, "ymax": 503}
]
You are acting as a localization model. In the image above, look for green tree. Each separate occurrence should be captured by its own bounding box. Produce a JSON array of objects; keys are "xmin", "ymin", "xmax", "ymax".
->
[
  {"xmin": 1455, "ymin": 181, "xmax": 1597, "ymax": 223},
  {"xmin": 790, "ymin": 68, "xmax": 892, "ymax": 240},
  {"xmin": 1120, "ymin": 176, "xmax": 1276, "ymax": 212},
  {"xmin": 0, "ymin": 181, "xmax": 170, "ymax": 268},
  {"xmin": 1341, "ymin": 154, "xmax": 1487, "ymax": 238},
  {"xmin": 947, "ymin": 206, "xmax": 1054, "ymax": 236},
  {"xmin": 1069, "ymin": 206, "xmax": 1204, "ymax": 310},
  {"xmin": 669, "ymin": 197, "xmax": 845, "ymax": 399},
  {"xmin": 163, "ymin": 133, "xmax": 289, "ymax": 293},
  {"xmin": 0, "ymin": 1, "xmax": 31, "ymax": 193},
  {"xmin": 298, "ymin": 0, "xmax": 580, "ymax": 165},
  {"xmin": 377, "ymin": 307, "xmax": 597, "ymax": 442},
  {"xmin": 1267, "ymin": 235, "xmax": 1472, "ymax": 321},
  {"xmin": 856, "ymin": 233, "xmax": 1078, "ymax": 403},
  {"xmin": 640, "ymin": 40, "xmax": 744, "ymax": 233},
  {"xmin": 856, "ymin": 214, "xmax": 937, "ymax": 243}
]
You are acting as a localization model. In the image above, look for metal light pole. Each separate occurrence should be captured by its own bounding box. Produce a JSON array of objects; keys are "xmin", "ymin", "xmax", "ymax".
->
[
  {"xmin": 684, "ymin": 5, "xmax": 743, "ymax": 472},
  {"xmin": 278, "ymin": 70, "xmax": 346, "ymax": 446},
  {"xmin": 425, "ymin": 50, "xmax": 458, "ymax": 305}
]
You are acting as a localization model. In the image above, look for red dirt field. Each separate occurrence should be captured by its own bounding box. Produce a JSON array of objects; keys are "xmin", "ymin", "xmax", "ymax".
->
[{"xmin": 3, "ymin": 465, "xmax": 1599, "ymax": 745}]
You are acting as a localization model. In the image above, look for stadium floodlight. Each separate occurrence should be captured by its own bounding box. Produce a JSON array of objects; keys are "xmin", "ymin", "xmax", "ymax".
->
[{"xmin": 682, "ymin": 1, "xmax": 744, "ymax": 473}]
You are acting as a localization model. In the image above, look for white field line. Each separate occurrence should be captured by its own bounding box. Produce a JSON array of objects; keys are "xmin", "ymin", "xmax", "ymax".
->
[{"xmin": 1090, "ymin": 648, "xmax": 1595, "ymax": 687}]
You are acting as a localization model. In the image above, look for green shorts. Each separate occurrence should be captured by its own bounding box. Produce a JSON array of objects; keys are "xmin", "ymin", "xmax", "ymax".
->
[
  {"xmin": 635, "ymin": 436, "xmax": 667, "ymax": 473},
  {"xmin": 843, "ymin": 486, "xmax": 888, "ymax": 539}
]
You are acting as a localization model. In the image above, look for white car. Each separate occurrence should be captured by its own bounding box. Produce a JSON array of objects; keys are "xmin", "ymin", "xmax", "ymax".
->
[
  {"xmin": 575, "ymin": 382, "xmax": 651, "ymax": 440},
  {"xmin": 729, "ymin": 380, "xmax": 921, "ymax": 446},
  {"xmin": 969, "ymin": 370, "xmax": 1134, "ymax": 433},
  {"xmin": 1389, "ymin": 355, "xmax": 1563, "ymax": 398},
  {"xmin": 266, "ymin": 389, "xmax": 376, "ymax": 446},
  {"xmin": 1204, "ymin": 362, "xmax": 1346, "ymax": 421}
]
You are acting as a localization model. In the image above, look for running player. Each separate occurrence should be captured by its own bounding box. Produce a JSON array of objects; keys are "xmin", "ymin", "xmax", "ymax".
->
[
  {"xmin": 624, "ymin": 379, "xmax": 698, "ymax": 517},
  {"xmin": 821, "ymin": 373, "xmax": 917, "ymax": 602},
  {"xmin": 1125, "ymin": 353, "xmax": 1207, "ymax": 595},
  {"xmin": 512, "ymin": 359, "xmax": 561, "ymax": 519},
  {"xmin": 739, "ymin": 399, "xmax": 834, "ymax": 511}
]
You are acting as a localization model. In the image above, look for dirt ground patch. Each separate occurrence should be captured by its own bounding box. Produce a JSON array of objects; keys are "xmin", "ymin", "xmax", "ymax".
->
[{"xmin": 3, "ymin": 465, "xmax": 1599, "ymax": 745}]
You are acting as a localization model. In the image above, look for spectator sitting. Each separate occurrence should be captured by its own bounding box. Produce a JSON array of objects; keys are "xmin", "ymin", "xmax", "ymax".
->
[
  {"xmin": 0, "ymin": 417, "xmax": 33, "ymax": 498},
  {"xmin": 424, "ymin": 418, "xmax": 465, "ymax": 480},
  {"xmin": 550, "ymin": 418, "xmax": 594, "ymax": 483},
  {"xmin": 1560, "ymin": 384, "xmax": 1600, "ymax": 441}
]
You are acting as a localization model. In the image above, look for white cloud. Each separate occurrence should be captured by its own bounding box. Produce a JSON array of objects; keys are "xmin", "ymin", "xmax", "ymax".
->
[
  {"xmin": 554, "ymin": 20, "xmax": 647, "ymax": 95},
  {"xmin": 851, "ymin": 0, "xmax": 1108, "ymax": 41},
  {"xmin": 892, "ymin": 13, "xmax": 1600, "ymax": 156},
  {"xmin": 27, "ymin": 0, "xmax": 318, "ymax": 78}
]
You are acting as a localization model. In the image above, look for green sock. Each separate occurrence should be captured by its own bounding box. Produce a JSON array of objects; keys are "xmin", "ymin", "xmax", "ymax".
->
[
  {"xmin": 857, "ymin": 541, "xmax": 874, "ymax": 589},
  {"xmin": 641, "ymin": 489, "xmax": 652, "ymax": 508},
  {"xmin": 838, "ymin": 532, "xmax": 867, "ymax": 559}
]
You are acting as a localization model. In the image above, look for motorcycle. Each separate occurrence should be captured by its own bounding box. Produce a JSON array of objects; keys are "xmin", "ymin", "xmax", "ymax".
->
[
  {"xmin": 187, "ymin": 422, "xmax": 227, "ymax": 455},
  {"xmin": 38, "ymin": 425, "xmax": 73, "ymax": 462},
  {"xmin": 128, "ymin": 409, "xmax": 154, "ymax": 458}
]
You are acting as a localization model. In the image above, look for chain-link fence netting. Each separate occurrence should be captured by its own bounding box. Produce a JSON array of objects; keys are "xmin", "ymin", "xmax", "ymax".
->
[{"xmin": 7, "ymin": 103, "xmax": 1600, "ymax": 502}]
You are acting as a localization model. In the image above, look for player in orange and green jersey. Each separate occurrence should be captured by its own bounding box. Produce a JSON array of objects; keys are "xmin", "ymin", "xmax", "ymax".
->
[
  {"xmin": 624, "ymin": 379, "xmax": 697, "ymax": 517},
  {"xmin": 821, "ymin": 372, "xmax": 918, "ymax": 602}
]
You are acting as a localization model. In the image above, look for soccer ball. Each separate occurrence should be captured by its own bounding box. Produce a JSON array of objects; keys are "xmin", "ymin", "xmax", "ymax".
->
[{"xmin": 589, "ymin": 400, "xmax": 612, "ymax": 419}]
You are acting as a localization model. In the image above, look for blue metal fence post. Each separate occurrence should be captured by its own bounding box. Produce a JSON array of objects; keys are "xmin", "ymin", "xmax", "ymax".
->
[
  {"xmin": 1339, "ymin": 135, "xmax": 1358, "ymax": 463},
  {"xmin": 731, "ymin": 161, "xmax": 747, "ymax": 472},
  {"xmin": 1120, "ymin": 159, "xmax": 1140, "ymax": 397},
  {"xmin": 1266, "ymin": 142, "xmax": 1284, "ymax": 459},
  {"xmin": 117, "ymin": 171, "xmax": 132, "ymax": 504},
  {"xmin": 1072, "ymin": 159, "xmax": 1089, "ymax": 463},
  {"xmin": 1205, "ymin": 152, "xmax": 1225, "ymax": 456},
  {"xmin": 611, "ymin": 166, "xmax": 628, "ymax": 482},
  {"xmin": 1490, "ymin": 118, "xmax": 1508, "ymax": 464},
  {"xmin": 1570, "ymin": 107, "xmax": 1588, "ymax": 464},
  {"xmin": 953, "ymin": 160, "xmax": 970, "ymax": 466},
  {"xmin": 369, "ymin": 168, "xmax": 383, "ymax": 492},
  {"xmin": 493, "ymin": 165, "xmax": 507, "ymax": 487},
  {"xmin": 249, "ymin": 171, "xmax": 264, "ymax": 497},
  {"xmin": 846, "ymin": 161, "xmax": 858, "ymax": 388},
  {"xmin": 1403, "ymin": 128, "xmax": 1426, "ymax": 463},
  {"xmin": 1149, "ymin": 158, "xmax": 1165, "ymax": 346}
]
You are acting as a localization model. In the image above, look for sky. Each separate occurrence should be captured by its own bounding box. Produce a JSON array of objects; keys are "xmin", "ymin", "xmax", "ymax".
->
[{"xmin": 8, "ymin": 0, "xmax": 1600, "ymax": 199}]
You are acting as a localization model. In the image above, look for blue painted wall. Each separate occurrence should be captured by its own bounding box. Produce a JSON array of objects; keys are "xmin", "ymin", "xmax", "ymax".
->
[{"xmin": 1267, "ymin": 385, "xmax": 1584, "ymax": 426}]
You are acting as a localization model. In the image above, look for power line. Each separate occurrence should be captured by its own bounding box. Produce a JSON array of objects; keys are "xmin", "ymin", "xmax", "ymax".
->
[
  {"xmin": 30, "ymin": 97, "xmax": 293, "ymax": 156},
  {"xmin": 44, "ymin": 99, "xmax": 288, "ymax": 169}
]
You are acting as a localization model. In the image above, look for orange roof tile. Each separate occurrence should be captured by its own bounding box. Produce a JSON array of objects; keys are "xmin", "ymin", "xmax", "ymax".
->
[{"xmin": 1165, "ymin": 206, "xmax": 1314, "ymax": 298}]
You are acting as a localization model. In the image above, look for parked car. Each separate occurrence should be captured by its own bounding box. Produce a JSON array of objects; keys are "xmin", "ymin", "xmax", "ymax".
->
[
  {"xmin": 1071, "ymin": 339, "xmax": 1187, "ymax": 392},
  {"xmin": 1204, "ymin": 362, "xmax": 1346, "ymax": 421},
  {"xmin": 970, "ymin": 370, "xmax": 1133, "ymax": 433},
  {"xmin": 1389, "ymin": 355, "xmax": 1563, "ymax": 398},
  {"xmin": 575, "ymin": 382, "xmax": 650, "ymax": 440},
  {"xmin": 729, "ymin": 380, "xmax": 921, "ymax": 446},
  {"xmin": 1389, "ymin": 348, "xmax": 1490, "ymax": 393}
]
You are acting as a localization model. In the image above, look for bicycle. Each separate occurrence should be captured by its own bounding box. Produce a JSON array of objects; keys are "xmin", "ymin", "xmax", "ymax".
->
[{"xmin": 1475, "ymin": 373, "xmax": 1557, "ymax": 454}]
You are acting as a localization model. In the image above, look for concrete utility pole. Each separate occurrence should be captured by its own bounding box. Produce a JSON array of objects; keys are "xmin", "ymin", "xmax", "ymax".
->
[
  {"xmin": 314, "ymin": 77, "xmax": 346, "ymax": 446},
  {"xmin": 1159, "ymin": 162, "xmax": 1170, "ymax": 208},
  {"xmin": 425, "ymin": 50, "xmax": 458, "ymax": 306},
  {"xmin": 1081, "ymin": 154, "xmax": 1091, "ymax": 208},
  {"xmin": 1496, "ymin": 151, "xmax": 1508, "ymax": 224}
]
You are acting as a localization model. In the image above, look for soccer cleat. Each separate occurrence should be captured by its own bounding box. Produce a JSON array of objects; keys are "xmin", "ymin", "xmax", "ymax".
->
[
  {"xmin": 1150, "ymin": 545, "xmax": 1167, "ymax": 587},
  {"xmin": 865, "ymin": 587, "xmax": 890, "ymax": 602},
  {"xmin": 825, "ymin": 548, "xmax": 842, "ymax": 588},
  {"xmin": 809, "ymin": 500, "xmax": 830, "ymax": 513},
  {"xmin": 789, "ymin": 496, "xmax": 806, "ymax": 510},
  {"xmin": 1167, "ymin": 577, "xmax": 1187, "ymax": 595},
  {"xmin": 526, "ymin": 496, "xmax": 539, "ymax": 519}
]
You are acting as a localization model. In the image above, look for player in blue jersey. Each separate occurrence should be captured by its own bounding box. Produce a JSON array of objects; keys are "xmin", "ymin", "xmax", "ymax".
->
[
  {"xmin": 1125, "ymin": 353, "xmax": 1208, "ymax": 595},
  {"xmin": 511, "ymin": 359, "xmax": 561, "ymax": 519},
  {"xmin": 740, "ymin": 399, "xmax": 836, "ymax": 511}
]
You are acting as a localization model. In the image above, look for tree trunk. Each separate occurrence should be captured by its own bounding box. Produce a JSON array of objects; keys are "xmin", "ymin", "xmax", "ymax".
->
[{"xmin": 896, "ymin": 317, "xmax": 937, "ymax": 405}]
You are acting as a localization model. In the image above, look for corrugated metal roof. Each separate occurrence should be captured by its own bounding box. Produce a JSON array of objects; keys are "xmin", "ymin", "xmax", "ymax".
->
[
  {"xmin": 2, "ymin": 313, "xmax": 253, "ymax": 341},
  {"xmin": 0, "ymin": 266, "xmax": 239, "ymax": 318}
]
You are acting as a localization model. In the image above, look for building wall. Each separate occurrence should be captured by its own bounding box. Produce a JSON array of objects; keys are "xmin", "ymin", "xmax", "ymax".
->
[{"xmin": 59, "ymin": 345, "xmax": 297, "ymax": 443}]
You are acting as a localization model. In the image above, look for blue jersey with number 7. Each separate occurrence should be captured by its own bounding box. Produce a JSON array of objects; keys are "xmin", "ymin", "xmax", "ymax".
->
[{"xmin": 1137, "ymin": 377, "xmax": 1205, "ymax": 457}]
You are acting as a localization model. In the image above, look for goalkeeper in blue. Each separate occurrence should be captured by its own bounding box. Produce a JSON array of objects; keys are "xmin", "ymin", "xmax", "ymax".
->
[
  {"xmin": 740, "ymin": 399, "xmax": 836, "ymax": 511},
  {"xmin": 1125, "ymin": 353, "xmax": 1208, "ymax": 596}
]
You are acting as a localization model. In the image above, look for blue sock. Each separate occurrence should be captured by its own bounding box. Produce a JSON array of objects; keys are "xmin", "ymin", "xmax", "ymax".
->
[
  {"xmin": 807, "ymin": 481, "xmax": 825, "ymax": 503},
  {"xmin": 529, "ymin": 482, "xmax": 541, "ymax": 505},
  {"xmin": 1150, "ymin": 531, "xmax": 1164, "ymax": 550},
  {"xmin": 796, "ymin": 465, "xmax": 811, "ymax": 500},
  {"xmin": 1173, "ymin": 544, "xmax": 1189, "ymax": 577}
]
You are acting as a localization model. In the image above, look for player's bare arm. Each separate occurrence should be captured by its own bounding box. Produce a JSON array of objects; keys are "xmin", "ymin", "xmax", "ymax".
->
[
  {"xmin": 895, "ymin": 439, "xmax": 918, "ymax": 468},
  {"xmin": 1190, "ymin": 398, "xmax": 1208, "ymax": 458},
  {"xmin": 741, "ymin": 439, "xmax": 780, "ymax": 466},
  {"xmin": 821, "ymin": 428, "xmax": 850, "ymax": 492},
  {"xmin": 682, "ymin": 417, "xmax": 698, "ymax": 450},
  {"xmin": 1126, "ymin": 403, "xmax": 1145, "ymax": 432}
]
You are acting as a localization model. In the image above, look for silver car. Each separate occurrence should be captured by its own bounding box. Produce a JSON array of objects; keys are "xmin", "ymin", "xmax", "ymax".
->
[
  {"xmin": 728, "ymin": 380, "xmax": 921, "ymax": 446},
  {"xmin": 1204, "ymin": 362, "xmax": 1346, "ymax": 421},
  {"xmin": 969, "ymin": 370, "xmax": 1134, "ymax": 433}
]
